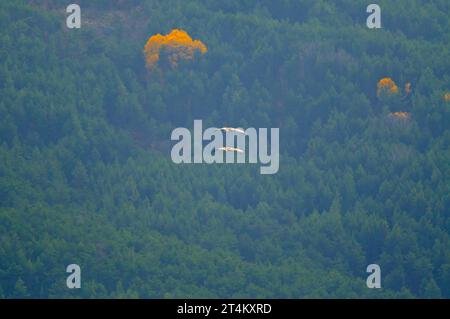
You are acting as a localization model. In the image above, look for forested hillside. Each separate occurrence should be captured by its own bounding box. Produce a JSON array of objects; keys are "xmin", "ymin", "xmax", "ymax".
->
[{"xmin": 0, "ymin": 0, "xmax": 449, "ymax": 298}]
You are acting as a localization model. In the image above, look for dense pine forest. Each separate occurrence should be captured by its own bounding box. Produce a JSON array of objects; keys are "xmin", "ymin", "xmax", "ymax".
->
[{"xmin": 0, "ymin": 0, "xmax": 449, "ymax": 298}]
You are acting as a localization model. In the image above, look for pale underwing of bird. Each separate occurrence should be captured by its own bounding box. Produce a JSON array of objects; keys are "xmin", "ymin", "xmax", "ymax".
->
[
  {"xmin": 215, "ymin": 127, "xmax": 246, "ymax": 135},
  {"xmin": 216, "ymin": 147, "xmax": 244, "ymax": 153}
]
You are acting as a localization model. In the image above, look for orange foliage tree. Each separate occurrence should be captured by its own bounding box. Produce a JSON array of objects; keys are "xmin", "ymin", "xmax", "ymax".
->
[
  {"xmin": 144, "ymin": 29, "xmax": 207, "ymax": 69},
  {"xmin": 377, "ymin": 77, "xmax": 399, "ymax": 97}
]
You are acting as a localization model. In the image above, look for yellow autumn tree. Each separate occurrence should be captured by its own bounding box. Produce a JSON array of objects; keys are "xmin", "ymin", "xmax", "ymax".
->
[
  {"xmin": 444, "ymin": 92, "xmax": 450, "ymax": 102},
  {"xmin": 389, "ymin": 111, "xmax": 410, "ymax": 119},
  {"xmin": 377, "ymin": 77, "xmax": 399, "ymax": 97},
  {"xmin": 144, "ymin": 29, "xmax": 207, "ymax": 69}
]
